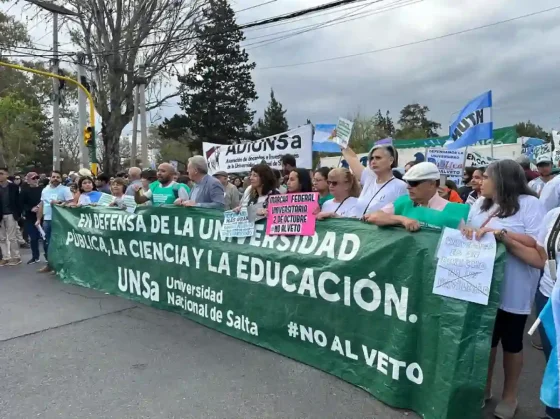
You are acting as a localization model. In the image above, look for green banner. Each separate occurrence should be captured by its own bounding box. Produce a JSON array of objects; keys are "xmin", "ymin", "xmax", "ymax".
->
[
  {"xmin": 393, "ymin": 126, "xmax": 517, "ymax": 149},
  {"xmin": 50, "ymin": 206, "xmax": 505, "ymax": 419}
]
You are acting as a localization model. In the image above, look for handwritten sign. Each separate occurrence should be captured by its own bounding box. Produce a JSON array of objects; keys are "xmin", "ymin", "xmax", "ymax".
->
[
  {"xmin": 266, "ymin": 192, "xmax": 319, "ymax": 236},
  {"xmin": 221, "ymin": 208, "xmax": 255, "ymax": 239},
  {"xmin": 432, "ymin": 228, "xmax": 496, "ymax": 305}
]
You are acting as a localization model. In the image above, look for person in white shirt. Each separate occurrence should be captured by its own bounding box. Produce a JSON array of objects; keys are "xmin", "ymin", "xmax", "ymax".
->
[
  {"xmin": 317, "ymin": 168, "xmax": 361, "ymax": 219},
  {"xmin": 341, "ymin": 144, "xmax": 407, "ymax": 218},
  {"xmin": 539, "ymin": 165, "xmax": 560, "ymax": 213},
  {"xmin": 461, "ymin": 159, "xmax": 545, "ymax": 419},
  {"xmin": 529, "ymin": 154, "xmax": 555, "ymax": 197}
]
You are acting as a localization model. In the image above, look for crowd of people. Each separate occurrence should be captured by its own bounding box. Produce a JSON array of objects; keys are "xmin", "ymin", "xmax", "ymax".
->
[{"xmin": 2, "ymin": 144, "xmax": 560, "ymax": 418}]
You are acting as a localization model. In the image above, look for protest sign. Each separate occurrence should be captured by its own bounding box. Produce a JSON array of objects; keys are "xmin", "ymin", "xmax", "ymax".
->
[
  {"xmin": 221, "ymin": 208, "xmax": 255, "ymax": 239},
  {"xmin": 333, "ymin": 117, "xmax": 354, "ymax": 149},
  {"xmin": 426, "ymin": 149, "xmax": 465, "ymax": 179},
  {"xmin": 464, "ymin": 150, "xmax": 495, "ymax": 167},
  {"xmin": 433, "ymin": 228, "xmax": 496, "ymax": 305},
  {"xmin": 122, "ymin": 195, "xmax": 137, "ymax": 214},
  {"xmin": 97, "ymin": 193, "xmax": 115, "ymax": 207},
  {"xmin": 202, "ymin": 125, "xmax": 313, "ymax": 175},
  {"xmin": 50, "ymin": 206, "xmax": 506, "ymax": 419},
  {"xmin": 266, "ymin": 192, "xmax": 319, "ymax": 236}
]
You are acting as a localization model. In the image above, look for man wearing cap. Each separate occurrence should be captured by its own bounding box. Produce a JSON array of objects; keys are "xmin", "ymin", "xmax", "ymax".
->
[
  {"xmin": 529, "ymin": 155, "xmax": 555, "ymax": 196},
  {"xmin": 213, "ymin": 171, "xmax": 239, "ymax": 210},
  {"xmin": 365, "ymin": 162, "xmax": 469, "ymax": 231}
]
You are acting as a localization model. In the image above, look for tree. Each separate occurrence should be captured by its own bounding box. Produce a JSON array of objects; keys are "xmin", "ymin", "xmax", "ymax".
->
[
  {"xmin": 176, "ymin": 0, "xmax": 258, "ymax": 152},
  {"xmin": 515, "ymin": 120, "xmax": 551, "ymax": 141},
  {"xmin": 54, "ymin": 0, "xmax": 204, "ymax": 174},
  {"xmin": 0, "ymin": 96, "xmax": 42, "ymax": 172},
  {"xmin": 252, "ymin": 89, "xmax": 289, "ymax": 138},
  {"xmin": 0, "ymin": 10, "xmax": 28, "ymax": 53},
  {"xmin": 395, "ymin": 104, "xmax": 441, "ymax": 139}
]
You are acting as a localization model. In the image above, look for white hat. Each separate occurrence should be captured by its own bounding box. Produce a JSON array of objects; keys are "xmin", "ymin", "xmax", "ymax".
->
[
  {"xmin": 403, "ymin": 162, "xmax": 440, "ymax": 181},
  {"xmin": 536, "ymin": 154, "xmax": 553, "ymax": 165},
  {"xmin": 78, "ymin": 168, "xmax": 92, "ymax": 177}
]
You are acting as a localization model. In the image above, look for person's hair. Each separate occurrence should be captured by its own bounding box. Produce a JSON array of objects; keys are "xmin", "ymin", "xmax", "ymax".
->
[
  {"xmin": 78, "ymin": 176, "xmax": 97, "ymax": 193},
  {"xmin": 111, "ymin": 177, "xmax": 127, "ymax": 194},
  {"xmin": 463, "ymin": 166, "xmax": 476, "ymax": 183},
  {"xmin": 50, "ymin": 170, "xmax": 62, "ymax": 177},
  {"xmin": 188, "ymin": 156, "xmax": 208, "ymax": 174},
  {"xmin": 141, "ymin": 169, "xmax": 157, "ymax": 182},
  {"xmin": 290, "ymin": 168, "xmax": 313, "ymax": 193},
  {"xmin": 314, "ymin": 167, "xmax": 330, "ymax": 180},
  {"xmin": 481, "ymin": 160, "xmax": 537, "ymax": 218},
  {"xmin": 128, "ymin": 167, "xmax": 142, "ymax": 178},
  {"xmin": 516, "ymin": 155, "xmax": 531, "ymax": 170},
  {"xmin": 233, "ymin": 177, "xmax": 242, "ymax": 187},
  {"xmin": 370, "ymin": 145, "xmax": 398, "ymax": 169},
  {"xmin": 445, "ymin": 180, "xmax": 458, "ymax": 192},
  {"xmin": 329, "ymin": 168, "xmax": 361, "ymax": 198},
  {"xmin": 405, "ymin": 161, "xmax": 417, "ymax": 169},
  {"xmin": 280, "ymin": 154, "xmax": 296, "ymax": 167},
  {"xmin": 97, "ymin": 173, "xmax": 110, "ymax": 183},
  {"xmin": 177, "ymin": 175, "xmax": 191, "ymax": 185},
  {"xmin": 250, "ymin": 164, "xmax": 277, "ymax": 197},
  {"xmin": 392, "ymin": 169, "xmax": 403, "ymax": 180},
  {"xmin": 0, "ymin": 167, "xmax": 8, "ymax": 174},
  {"xmin": 473, "ymin": 166, "xmax": 486, "ymax": 175}
]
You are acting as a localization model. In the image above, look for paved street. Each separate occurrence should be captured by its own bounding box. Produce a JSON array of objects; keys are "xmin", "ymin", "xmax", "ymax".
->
[{"xmin": 0, "ymin": 255, "xmax": 546, "ymax": 419}]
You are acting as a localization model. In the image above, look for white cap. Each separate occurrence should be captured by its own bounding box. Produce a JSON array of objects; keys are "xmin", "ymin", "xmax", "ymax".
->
[
  {"xmin": 536, "ymin": 154, "xmax": 553, "ymax": 165},
  {"xmin": 403, "ymin": 162, "xmax": 440, "ymax": 181},
  {"xmin": 78, "ymin": 168, "xmax": 92, "ymax": 178}
]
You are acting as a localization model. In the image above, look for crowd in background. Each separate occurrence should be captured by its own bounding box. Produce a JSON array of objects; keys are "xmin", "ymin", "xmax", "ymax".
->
[{"xmin": 3, "ymin": 144, "xmax": 560, "ymax": 419}]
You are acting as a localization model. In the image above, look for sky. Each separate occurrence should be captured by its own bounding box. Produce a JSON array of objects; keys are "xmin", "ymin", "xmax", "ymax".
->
[{"xmin": 2, "ymin": 0, "xmax": 560, "ymax": 136}]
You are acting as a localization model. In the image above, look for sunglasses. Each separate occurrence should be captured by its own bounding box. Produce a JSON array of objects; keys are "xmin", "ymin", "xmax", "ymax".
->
[
  {"xmin": 327, "ymin": 180, "xmax": 339, "ymax": 186},
  {"xmin": 31, "ymin": 176, "xmax": 39, "ymax": 180},
  {"xmin": 405, "ymin": 180, "xmax": 429, "ymax": 188}
]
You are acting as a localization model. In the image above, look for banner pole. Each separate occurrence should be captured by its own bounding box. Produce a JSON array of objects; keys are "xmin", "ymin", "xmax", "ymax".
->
[{"xmin": 489, "ymin": 106, "xmax": 494, "ymax": 159}]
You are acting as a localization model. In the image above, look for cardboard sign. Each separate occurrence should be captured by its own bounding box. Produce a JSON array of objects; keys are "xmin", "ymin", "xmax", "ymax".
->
[{"xmin": 266, "ymin": 193, "xmax": 319, "ymax": 236}]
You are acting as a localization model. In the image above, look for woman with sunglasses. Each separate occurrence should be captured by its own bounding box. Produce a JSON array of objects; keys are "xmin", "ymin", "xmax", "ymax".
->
[
  {"xmin": 341, "ymin": 144, "xmax": 407, "ymax": 218},
  {"xmin": 317, "ymin": 168, "xmax": 361, "ymax": 219},
  {"xmin": 366, "ymin": 162, "xmax": 469, "ymax": 231},
  {"xmin": 461, "ymin": 159, "xmax": 545, "ymax": 419}
]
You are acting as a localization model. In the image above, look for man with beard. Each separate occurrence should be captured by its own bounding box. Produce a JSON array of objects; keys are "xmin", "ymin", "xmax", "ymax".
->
[
  {"xmin": 35, "ymin": 171, "xmax": 73, "ymax": 273},
  {"xmin": 133, "ymin": 163, "xmax": 190, "ymax": 206}
]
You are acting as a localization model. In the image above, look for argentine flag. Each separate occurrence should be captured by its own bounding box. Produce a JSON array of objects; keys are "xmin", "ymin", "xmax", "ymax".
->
[
  {"xmin": 313, "ymin": 124, "xmax": 339, "ymax": 152},
  {"xmin": 538, "ymin": 278, "xmax": 560, "ymax": 409},
  {"xmin": 446, "ymin": 91, "xmax": 493, "ymax": 150}
]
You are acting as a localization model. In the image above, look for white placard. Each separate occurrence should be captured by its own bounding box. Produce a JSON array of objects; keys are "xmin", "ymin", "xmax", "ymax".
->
[
  {"xmin": 220, "ymin": 208, "xmax": 255, "ymax": 239},
  {"xmin": 202, "ymin": 125, "xmax": 313, "ymax": 175},
  {"xmin": 432, "ymin": 227, "xmax": 496, "ymax": 305},
  {"xmin": 333, "ymin": 117, "xmax": 354, "ymax": 149},
  {"xmin": 122, "ymin": 195, "xmax": 137, "ymax": 213},
  {"xmin": 97, "ymin": 193, "xmax": 115, "ymax": 207}
]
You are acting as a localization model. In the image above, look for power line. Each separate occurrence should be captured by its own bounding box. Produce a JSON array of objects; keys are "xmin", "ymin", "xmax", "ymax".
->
[
  {"xmin": 257, "ymin": 5, "xmax": 560, "ymax": 70},
  {"xmin": 243, "ymin": 0, "xmax": 419, "ymax": 49}
]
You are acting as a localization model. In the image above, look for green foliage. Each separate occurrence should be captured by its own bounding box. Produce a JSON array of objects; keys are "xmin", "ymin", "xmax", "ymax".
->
[
  {"xmin": 0, "ymin": 11, "xmax": 29, "ymax": 51},
  {"xmin": 0, "ymin": 95, "xmax": 43, "ymax": 172},
  {"xmin": 177, "ymin": 0, "xmax": 257, "ymax": 152},
  {"xmin": 395, "ymin": 103, "xmax": 441, "ymax": 139},
  {"xmin": 515, "ymin": 120, "xmax": 551, "ymax": 141},
  {"xmin": 346, "ymin": 110, "xmax": 395, "ymax": 153},
  {"xmin": 251, "ymin": 89, "xmax": 289, "ymax": 139}
]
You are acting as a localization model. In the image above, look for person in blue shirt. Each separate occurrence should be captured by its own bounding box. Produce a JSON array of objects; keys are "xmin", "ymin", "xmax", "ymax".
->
[{"xmin": 77, "ymin": 176, "xmax": 102, "ymax": 206}]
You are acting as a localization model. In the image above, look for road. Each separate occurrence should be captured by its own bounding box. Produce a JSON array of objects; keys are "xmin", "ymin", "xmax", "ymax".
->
[{"xmin": 0, "ymin": 254, "xmax": 546, "ymax": 419}]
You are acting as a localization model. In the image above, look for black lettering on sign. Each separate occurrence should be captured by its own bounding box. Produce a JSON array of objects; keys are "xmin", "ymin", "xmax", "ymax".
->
[{"xmin": 451, "ymin": 110, "xmax": 485, "ymax": 141}]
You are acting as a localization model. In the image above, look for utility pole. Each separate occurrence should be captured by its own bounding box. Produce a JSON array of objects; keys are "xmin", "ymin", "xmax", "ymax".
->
[
  {"xmin": 77, "ymin": 53, "xmax": 88, "ymax": 168},
  {"xmin": 131, "ymin": 84, "xmax": 139, "ymax": 166},
  {"xmin": 52, "ymin": 13, "xmax": 61, "ymax": 171},
  {"xmin": 138, "ymin": 64, "xmax": 148, "ymax": 168}
]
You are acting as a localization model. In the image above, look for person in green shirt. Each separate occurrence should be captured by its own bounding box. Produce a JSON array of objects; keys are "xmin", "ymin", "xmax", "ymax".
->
[
  {"xmin": 133, "ymin": 163, "xmax": 190, "ymax": 206},
  {"xmin": 365, "ymin": 162, "xmax": 469, "ymax": 231},
  {"xmin": 313, "ymin": 167, "xmax": 333, "ymax": 208}
]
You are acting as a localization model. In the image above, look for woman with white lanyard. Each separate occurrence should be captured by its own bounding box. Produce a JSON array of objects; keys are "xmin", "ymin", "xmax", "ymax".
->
[
  {"xmin": 317, "ymin": 168, "xmax": 361, "ymax": 219},
  {"xmin": 341, "ymin": 144, "xmax": 407, "ymax": 219},
  {"xmin": 534, "ymin": 208, "xmax": 560, "ymax": 419},
  {"xmin": 461, "ymin": 159, "xmax": 545, "ymax": 419}
]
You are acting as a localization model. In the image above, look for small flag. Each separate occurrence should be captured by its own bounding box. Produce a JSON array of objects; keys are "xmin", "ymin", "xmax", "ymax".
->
[
  {"xmin": 312, "ymin": 124, "xmax": 339, "ymax": 152},
  {"xmin": 446, "ymin": 91, "xmax": 493, "ymax": 150}
]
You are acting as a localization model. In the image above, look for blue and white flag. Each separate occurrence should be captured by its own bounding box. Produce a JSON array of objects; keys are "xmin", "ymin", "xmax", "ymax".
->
[
  {"xmin": 539, "ymin": 278, "xmax": 560, "ymax": 408},
  {"xmin": 446, "ymin": 91, "xmax": 493, "ymax": 150},
  {"xmin": 313, "ymin": 124, "xmax": 339, "ymax": 152}
]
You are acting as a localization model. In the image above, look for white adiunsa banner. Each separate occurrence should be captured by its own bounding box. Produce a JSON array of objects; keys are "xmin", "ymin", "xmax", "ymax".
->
[{"xmin": 202, "ymin": 125, "xmax": 313, "ymax": 175}]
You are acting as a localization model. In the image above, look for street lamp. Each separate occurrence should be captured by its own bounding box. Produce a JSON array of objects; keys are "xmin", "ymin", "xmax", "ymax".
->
[{"xmin": 24, "ymin": 0, "xmax": 78, "ymax": 171}]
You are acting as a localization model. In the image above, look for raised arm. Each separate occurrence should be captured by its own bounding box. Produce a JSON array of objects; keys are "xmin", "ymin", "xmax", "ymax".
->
[{"xmin": 341, "ymin": 146, "xmax": 365, "ymax": 181}]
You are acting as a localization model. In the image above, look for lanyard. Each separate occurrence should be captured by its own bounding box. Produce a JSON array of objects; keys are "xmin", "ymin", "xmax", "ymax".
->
[
  {"xmin": 334, "ymin": 196, "xmax": 350, "ymax": 214},
  {"xmin": 361, "ymin": 178, "xmax": 395, "ymax": 217},
  {"xmin": 546, "ymin": 213, "xmax": 560, "ymax": 282}
]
